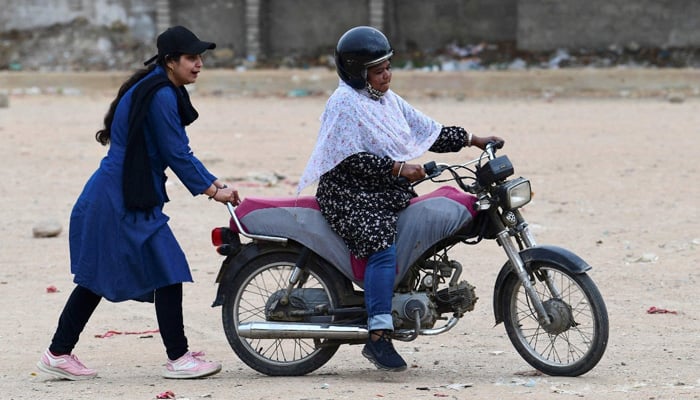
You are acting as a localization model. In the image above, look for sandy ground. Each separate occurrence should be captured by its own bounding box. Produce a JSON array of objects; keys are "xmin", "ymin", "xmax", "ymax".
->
[{"xmin": 0, "ymin": 69, "xmax": 698, "ymax": 399}]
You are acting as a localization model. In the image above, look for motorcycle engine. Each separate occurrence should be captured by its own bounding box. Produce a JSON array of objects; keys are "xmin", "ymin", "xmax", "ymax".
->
[
  {"xmin": 435, "ymin": 280, "xmax": 478, "ymax": 318},
  {"xmin": 391, "ymin": 292, "xmax": 438, "ymax": 329}
]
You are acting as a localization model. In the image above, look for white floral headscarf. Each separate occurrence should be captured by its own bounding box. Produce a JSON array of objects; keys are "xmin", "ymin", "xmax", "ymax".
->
[{"xmin": 297, "ymin": 80, "xmax": 442, "ymax": 192}]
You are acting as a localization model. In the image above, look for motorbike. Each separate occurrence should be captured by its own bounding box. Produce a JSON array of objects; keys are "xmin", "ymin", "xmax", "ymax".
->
[{"xmin": 209, "ymin": 142, "xmax": 609, "ymax": 377}]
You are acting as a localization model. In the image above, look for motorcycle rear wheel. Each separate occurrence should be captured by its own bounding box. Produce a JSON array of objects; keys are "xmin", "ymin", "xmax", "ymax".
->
[
  {"xmin": 499, "ymin": 262, "xmax": 609, "ymax": 376},
  {"xmin": 222, "ymin": 249, "xmax": 344, "ymax": 376}
]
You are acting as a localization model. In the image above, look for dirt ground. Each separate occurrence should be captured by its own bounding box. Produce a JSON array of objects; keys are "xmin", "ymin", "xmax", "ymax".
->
[{"xmin": 0, "ymin": 68, "xmax": 698, "ymax": 400}]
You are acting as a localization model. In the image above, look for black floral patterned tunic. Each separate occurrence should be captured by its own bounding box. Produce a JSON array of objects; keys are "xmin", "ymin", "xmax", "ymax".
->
[{"xmin": 316, "ymin": 126, "xmax": 468, "ymax": 258}]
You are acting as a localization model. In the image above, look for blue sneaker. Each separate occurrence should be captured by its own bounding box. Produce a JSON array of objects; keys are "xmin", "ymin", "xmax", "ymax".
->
[{"xmin": 361, "ymin": 331, "xmax": 407, "ymax": 372}]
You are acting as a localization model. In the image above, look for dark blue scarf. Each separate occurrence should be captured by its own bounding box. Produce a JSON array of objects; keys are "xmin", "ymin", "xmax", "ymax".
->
[{"xmin": 122, "ymin": 74, "xmax": 198, "ymax": 211}]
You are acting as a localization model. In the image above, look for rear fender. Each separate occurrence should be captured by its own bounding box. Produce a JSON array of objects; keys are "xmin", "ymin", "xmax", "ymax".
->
[
  {"xmin": 211, "ymin": 241, "xmax": 299, "ymax": 307},
  {"xmin": 492, "ymin": 245, "xmax": 591, "ymax": 324}
]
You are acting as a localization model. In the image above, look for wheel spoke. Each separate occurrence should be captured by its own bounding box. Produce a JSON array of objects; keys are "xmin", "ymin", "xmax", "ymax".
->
[
  {"xmin": 505, "ymin": 264, "xmax": 606, "ymax": 374},
  {"xmin": 225, "ymin": 260, "xmax": 338, "ymax": 370}
]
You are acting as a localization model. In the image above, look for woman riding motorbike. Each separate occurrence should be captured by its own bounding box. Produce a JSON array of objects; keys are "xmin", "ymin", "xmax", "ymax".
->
[{"xmin": 298, "ymin": 26, "xmax": 503, "ymax": 371}]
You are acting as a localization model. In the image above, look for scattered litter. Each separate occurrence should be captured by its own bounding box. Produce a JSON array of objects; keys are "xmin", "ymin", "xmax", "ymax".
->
[
  {"xmin": 417, "ymin": 383, "xmax": 474, "ymax": 392},
  {"xmin": 523, "ymin": 379, "xmax": 537, "ymax": 387},
  {"xmin": 647, "ymin": 306, "xmax": 678, "ymax": 315},
  {"xmin": 508, "ymin": 58, "xmax": 527, "ymax": 70},
  {"xmin": 156, "ymin": 390, "xmax": 175, "ymax": 399},
  {"xmin": 626, "ymin": 253, "xmax": 658, "ymax": 263},
  {"xmin": 489, "ymin": 350, "xmax": 504, "ymax": 355},
  {"xmin": 95, "ymin": 329, "xmax": 160, "ymax": 338},
  {"xmin": 248, "ymin": 171, "xmax": 286, "ymax": 186},
  {"xmin": 46, "ymin": 285, "xmax": 59, "ymax": 293},
  {"xmin": 445, "ymin": 383, "xmax": 473, "ymax": 390},
  {"xmin": 287, "ymin": 89, "xmax": 310, "ymax": 97},
  {"xmin": 548, "ymin": 48, "xmax": 571, "ymax": 68},
  {"xmin": 551, "ymin": 385, "xmax": 582, "ymax": 395},
  {"xmin": 497, "ymin": 377, "xmax": 544, "ymax": 387}
]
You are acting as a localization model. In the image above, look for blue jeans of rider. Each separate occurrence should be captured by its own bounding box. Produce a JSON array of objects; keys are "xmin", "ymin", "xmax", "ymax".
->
[{"xmin": 364, "ymin": 245, "xmax": 396, "ymax": 331}]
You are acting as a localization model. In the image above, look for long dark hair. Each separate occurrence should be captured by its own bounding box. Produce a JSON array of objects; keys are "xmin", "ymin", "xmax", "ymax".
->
[
  {"xmin": 94, "ymin": 52, "xmax": 183, "ymax": 146},
  {"xmin": 95, "ymin": 64, "xmax": 156, "ymax": 145}
]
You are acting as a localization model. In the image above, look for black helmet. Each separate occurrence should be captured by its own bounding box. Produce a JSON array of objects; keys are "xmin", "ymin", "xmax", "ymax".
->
[{"xmin": 335, "ymin": 26, "xmax": 394, "ymax": 89}]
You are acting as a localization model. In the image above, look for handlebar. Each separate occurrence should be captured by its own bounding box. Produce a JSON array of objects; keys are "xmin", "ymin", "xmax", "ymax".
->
[
  {"xmin": 484, "ymin": 140, "xmax": 504, "ymax": 159},
  {"xmin": 410, "ymin": 140, "xmax": 504, "ymax": 188}
]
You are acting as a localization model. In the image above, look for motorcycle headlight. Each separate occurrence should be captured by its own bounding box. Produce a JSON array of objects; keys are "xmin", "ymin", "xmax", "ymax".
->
[{"xmin": 497, "ymin": 177, "xmax": 532, "ymax": 209}]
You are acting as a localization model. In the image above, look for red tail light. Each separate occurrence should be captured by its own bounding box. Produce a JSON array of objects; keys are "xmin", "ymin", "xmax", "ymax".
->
[
  {"xmin": 211, "ymin": 227, "xmax": 225, "ymax": 246},
  {"xmin": 211, "ymin": 227, "xmax": 241, "ymax": 256}
]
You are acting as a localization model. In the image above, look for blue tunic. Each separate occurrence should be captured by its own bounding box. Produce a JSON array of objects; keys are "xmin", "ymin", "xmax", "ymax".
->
[{"xmin": 69, "ymin": 66, "xmax": 216, "ymax": 302}]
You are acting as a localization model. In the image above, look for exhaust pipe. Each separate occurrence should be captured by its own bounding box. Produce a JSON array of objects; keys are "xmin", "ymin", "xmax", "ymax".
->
[{"xmin": 237, "ymin": 321, "xmax": 368, "ymax": 339}]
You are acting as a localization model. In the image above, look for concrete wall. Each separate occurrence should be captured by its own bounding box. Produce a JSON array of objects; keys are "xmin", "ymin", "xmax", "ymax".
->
[
  {"xmin": 258, "ymin": 0, "xmax": 517, "ymax": 60},
  {"xmin": 385, "ymin": 0, "xmax": 517, "ymax": 53},
  {"xmin": 0, "ymin": 0, "xmax": 157, "ymax": 43},
  {"xmin": 169, "ymin": 0, "xmax": 247, "ymax": 62},
  {"xmin": 263, "ymin": 0, "xmax": 367, "ymax": 60},
  {"xmin": 518, "ymin": 0, "xmax": 700, "ymax": 51},
  {"xmin": 1, "ymin": 0, "xmax": 700, "ymax": 70}
]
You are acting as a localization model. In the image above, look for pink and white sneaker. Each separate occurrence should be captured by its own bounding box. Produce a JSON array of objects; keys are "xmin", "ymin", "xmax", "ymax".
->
[
  {"xmin": 37, "ymin": 349, "xmax": 98, "ymax": 380},
  {"xmin": 163, "ymin": 351, "xmax": 221, "ymax": 379}
]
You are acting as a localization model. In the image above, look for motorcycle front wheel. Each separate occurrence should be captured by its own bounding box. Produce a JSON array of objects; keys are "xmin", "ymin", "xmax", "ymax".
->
[
  {"xmin": 499, "ymin": 262, "xmax": 609, "ymax": 376},
  {"xmin": 222, "ymin": 248, "xmax": 345, "ymax": 376}
]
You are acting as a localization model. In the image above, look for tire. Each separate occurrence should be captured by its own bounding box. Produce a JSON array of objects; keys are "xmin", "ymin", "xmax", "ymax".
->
[
  {"xmin": 499, "ymin": 262, "xmax": 609, "ymax": 376},
  {"xmin": 222, "ymin": 248, "xmax": 344, "ymax": 376}
]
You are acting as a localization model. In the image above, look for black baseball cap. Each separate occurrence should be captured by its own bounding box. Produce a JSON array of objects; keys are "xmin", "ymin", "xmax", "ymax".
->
[{"xmin": 144, "ymin": 26, "xmax": 216, "ymax": 65}]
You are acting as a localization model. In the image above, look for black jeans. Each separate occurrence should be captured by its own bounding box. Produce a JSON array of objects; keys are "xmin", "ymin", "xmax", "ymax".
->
[{"xmin": 49, "ymin": 284, "xmax": 189, "ymax": 360}]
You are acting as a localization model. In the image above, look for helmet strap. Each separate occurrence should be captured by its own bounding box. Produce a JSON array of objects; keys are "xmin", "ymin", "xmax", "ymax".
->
[{"xmin": 366, "ymin": 82, "xmax": 385, "ymax": 100}]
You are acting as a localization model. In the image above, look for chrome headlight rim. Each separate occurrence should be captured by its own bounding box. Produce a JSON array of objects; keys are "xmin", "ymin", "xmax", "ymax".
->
[{"xmin": 497, "ymin": 177, "xmax": 532, "ymax": 210}]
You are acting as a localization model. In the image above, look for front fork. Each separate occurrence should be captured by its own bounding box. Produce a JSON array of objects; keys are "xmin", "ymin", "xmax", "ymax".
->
[{"xmin": 496, "ymin": 213, "xmax": 562, "ymax": 326}]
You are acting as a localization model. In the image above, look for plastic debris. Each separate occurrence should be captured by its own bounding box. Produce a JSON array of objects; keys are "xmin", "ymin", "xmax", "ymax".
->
[
  {"xmin": 95, "ymin": 329, "xmax": 160, "ymax": 338},
  {"xmin": 626, "ymin": 253, "xmax": 658, "ymax": 263},
  {"xmin": 46, "ymin": 285, "xmax": 59, "ymax": 293},
  {"xmin": 445, "ymin": 383, "xmax": 473, "ymax": 390},
  {"xmin": 647, "ymin": 306, "xmax": 678, "ymax": 315},
  {"xmin": 287, "ymin": 89, "xmax": 310, "ymax": 97},
  {"xmin": 156, "ymin": 390, "xmax": 175, "ymax": 399}
]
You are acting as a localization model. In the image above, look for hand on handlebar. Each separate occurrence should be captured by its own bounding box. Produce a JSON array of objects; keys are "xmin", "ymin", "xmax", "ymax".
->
[
  {"xmin": 472, "ymin": 135, "xmax": 505, "ymax": 150},
  {"xmin": 211, "ymin": 185, "xmax": 241, "ymax": 206},
  {"xmin": 399, "ymin": 163, "xmax": 426, "ymax": 183}
]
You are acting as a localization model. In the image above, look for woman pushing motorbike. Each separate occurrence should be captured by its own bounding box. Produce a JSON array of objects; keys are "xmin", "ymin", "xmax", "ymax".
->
[
  {"xmin": 37, "ymin": 26, "xmax": 240, "ymax": 381},
  {"xmin": 298, "ymin": 26, "xmax": 503, "ymax": 371}
]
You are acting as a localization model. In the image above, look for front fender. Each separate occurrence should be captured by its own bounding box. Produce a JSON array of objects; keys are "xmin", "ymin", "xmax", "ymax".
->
[
  {"xmin": 492, "ymin": 245, "xmax": 592, "ymax": 324},
  {"xmin": 211, "ymin": 241, "xmax": 297, "ymax": 307}
]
